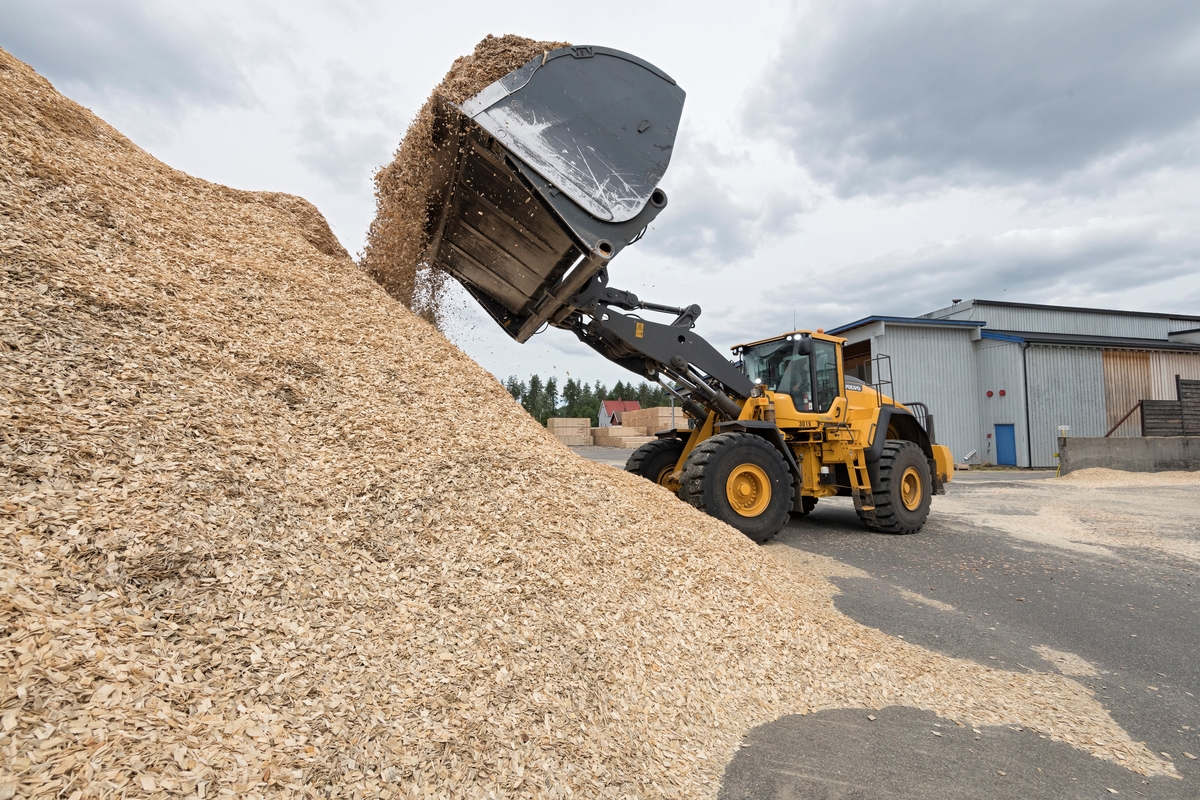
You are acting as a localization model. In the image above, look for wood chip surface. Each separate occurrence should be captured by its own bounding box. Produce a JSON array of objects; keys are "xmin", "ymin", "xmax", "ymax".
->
[
  {"xmin": 0, "ymin": 47, "xmax": 1175, "ymax": 798},
  {"xmin": 1058, "ymin": 467, "xmax": 1200, "ymax": 486},
  {"xmin": 938, "ymin": 473, "xmax": 1200, "ymax": 564}
]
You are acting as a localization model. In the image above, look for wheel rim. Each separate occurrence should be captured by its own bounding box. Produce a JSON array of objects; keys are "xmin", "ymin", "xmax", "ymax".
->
[
  {"xmin": 900, "ymin": 466, "xmax": 922, "ymax": 511},
  {"xmin": 655, "ymin": 465, "xmax": 674, "ymax": 485},
  {"xmin": 725, "ymin": 464, "xmax": 771, "ymax": 517}
]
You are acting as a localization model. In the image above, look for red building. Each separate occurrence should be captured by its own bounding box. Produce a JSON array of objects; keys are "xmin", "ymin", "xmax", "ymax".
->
[{"xmin": 597, "ymin": 399, "xmax": 641, "ymax": 427}]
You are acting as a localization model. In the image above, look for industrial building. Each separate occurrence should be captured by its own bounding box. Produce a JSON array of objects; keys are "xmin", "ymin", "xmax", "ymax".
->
[{"xmin": 828, "ymin": 300, "xmax": 1200, "ymax": 468}]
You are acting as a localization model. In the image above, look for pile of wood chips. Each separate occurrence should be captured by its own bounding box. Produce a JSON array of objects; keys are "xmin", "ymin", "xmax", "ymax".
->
[
  {"xmin": 0, "ymin": 47, "xmax": 1174, "ymax": 799},
  {"xmin": 360, "ymin": 35, "xmax": 569, "ymax": 328}
]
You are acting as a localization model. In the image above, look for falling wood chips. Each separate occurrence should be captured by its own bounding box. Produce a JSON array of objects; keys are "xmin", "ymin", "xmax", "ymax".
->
[
  {"xmin": 360, "ymin": 34, "xmax": 569, "ymax": 329},
  {"xmin": 0, "ymin": 45, "xmax": 1176, "ymax": 800}
]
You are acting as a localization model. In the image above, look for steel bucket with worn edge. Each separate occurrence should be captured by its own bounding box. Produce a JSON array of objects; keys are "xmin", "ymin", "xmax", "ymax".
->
[{"xmin": 422, "ymin": 45, "xmax": 685, "ymax": 342}]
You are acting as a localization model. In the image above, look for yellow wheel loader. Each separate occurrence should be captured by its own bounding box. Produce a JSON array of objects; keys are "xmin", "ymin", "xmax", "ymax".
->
[
  {"xmin": 624, "ymin": 331, "xmax": 953, "ymax": 540},
  {"xmin": 418, "ymin": 44, "xmax": 953, "ymax": 541}
]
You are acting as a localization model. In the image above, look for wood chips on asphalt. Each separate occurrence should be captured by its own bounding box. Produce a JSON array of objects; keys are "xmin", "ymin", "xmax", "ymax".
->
[{"xmin": 0, "ymin": 45, "xmax": 1176, "ymax": 799}]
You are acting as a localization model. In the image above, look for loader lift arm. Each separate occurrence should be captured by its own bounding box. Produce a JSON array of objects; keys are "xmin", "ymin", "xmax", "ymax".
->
[
  {"xmin": 557, "ymin": 266, "xmax": 752, "ymax": 423},
  {"xmin": 419, "ymin": 44, "xmax": 752, "ymax": 426},
  {"xmin": 416, "ymin": 43, "xmax": 952, "ymax": 541}
]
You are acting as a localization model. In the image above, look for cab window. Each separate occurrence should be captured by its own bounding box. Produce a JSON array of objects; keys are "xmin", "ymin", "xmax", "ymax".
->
[
  {"xmin": 741, "ymin": 336, "xmax": 820, "ymax": 413},
  {"xmin": 813, "ymin": 340, "xmax": 840, "ymax": 412},
  {"xmin": 780, "ymin": 355, "xmax": 812, "ymax": 411}
]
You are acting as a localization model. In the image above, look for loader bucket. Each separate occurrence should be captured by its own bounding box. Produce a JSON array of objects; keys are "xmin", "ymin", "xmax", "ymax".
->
[{"xmin": 423, "ymin": 45, "xmax": 684, "ymax": 342}]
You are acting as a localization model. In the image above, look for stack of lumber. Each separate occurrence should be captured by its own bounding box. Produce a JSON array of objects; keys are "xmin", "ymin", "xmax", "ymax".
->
[
  {"xmin": 0, "ymin": 43, "xmax": 1172, "ymax": 799},
  {"xmin": 547, "ymin": 418, "xmax": 592, "ymax": 446},
  {"xmin": 623, "ymin": 406, "xmax": 691, "ymax": 432},
  {"xmin": 591, "ymin": 426, "xmax": 657, "ymax": 449}
]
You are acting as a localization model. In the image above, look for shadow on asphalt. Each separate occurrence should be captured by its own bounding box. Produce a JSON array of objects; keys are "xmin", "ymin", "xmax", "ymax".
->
[
  {"xmin": 719, "ymin": 706, "xmax": 1188, "ymax": 799},
  {"xmin": 729, "ymin": 495, "xmax": 1200, "ymax": 798}
]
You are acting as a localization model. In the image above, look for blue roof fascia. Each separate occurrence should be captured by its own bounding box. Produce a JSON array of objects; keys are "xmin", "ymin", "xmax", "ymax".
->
[
  {"xmin": 827, "ymin": 315, "xmax": 986, "ymax": 335},
  {"xmin": 980, "ymin": 331, "xmax": 1025, "ymax": 343}
]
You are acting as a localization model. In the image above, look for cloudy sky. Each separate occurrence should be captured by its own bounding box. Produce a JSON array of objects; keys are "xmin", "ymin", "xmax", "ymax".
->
[{"xmin": 5, "ymin": 0, "xmax": 1200, "ymax": 388}]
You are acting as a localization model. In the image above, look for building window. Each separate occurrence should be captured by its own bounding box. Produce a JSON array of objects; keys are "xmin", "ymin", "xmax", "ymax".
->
[{"xmin": 842, "ymin": 340, "xmax": 872, "ymax": 383}]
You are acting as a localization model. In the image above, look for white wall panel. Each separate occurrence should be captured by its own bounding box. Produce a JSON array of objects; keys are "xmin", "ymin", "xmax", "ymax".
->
[
  {"xmin": 1026, "ymin": 346, "xmax": 1107, "ymax": 467},
  {"xmin": 923, "ymin": 302, "xmax": 1200, "ymax": 338},
  {"xmin": 976, "ymin": 341, "xmax": 1029, "ymax": 466},
  {"xmin": 873, "ymin": 326, "xmax": 980, "ymax": 463}
]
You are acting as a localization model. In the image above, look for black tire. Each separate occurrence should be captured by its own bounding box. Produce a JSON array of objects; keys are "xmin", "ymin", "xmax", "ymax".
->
[
  {"xmin": 858, "ymin": 440, "xmax": 931, "ymax": 535},
  {"xmin": 679, "ymin": 432, "xmax": 792, "ymax": 542},
  {"xmin": 625, "ymin": 438, "xmax": 686, "ymax": 488},
  {"xmin": 792, "ymin": 495, "xmax": 818, "ymax": 517}
]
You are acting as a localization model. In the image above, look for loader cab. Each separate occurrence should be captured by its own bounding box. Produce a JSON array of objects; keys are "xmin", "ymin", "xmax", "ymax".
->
[{"xmin": 733, "ymin": 331, "xmax": 846, "ymax": 419}]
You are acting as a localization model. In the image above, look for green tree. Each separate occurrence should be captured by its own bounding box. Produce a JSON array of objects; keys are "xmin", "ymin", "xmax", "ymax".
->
[
  {"xmin": 561, "ymin": 377, "xmax": 580, "ymax": 415},
  {"xmin": 576, "ymin": 381, "xmax": 599, "ymax": 423},
  {"xmin": 635, "ymin": 382, "xmax": 650, "ymax": 407},
  {"xmin": 509, "ymin": 373, "xmax": 679, "ymax": 426},
  {"xmin": 539, "ymin": 377, "xmax": 559, "ymax": 424},
  {"xmin": 523, "ymin": 374, "xmax": 543, "ymax": 419}
]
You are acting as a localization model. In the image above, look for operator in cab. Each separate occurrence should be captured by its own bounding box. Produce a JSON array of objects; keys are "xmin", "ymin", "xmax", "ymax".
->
[{"xmin": 779, "ymin": 356, "xmax": 813, "ymax": 412}]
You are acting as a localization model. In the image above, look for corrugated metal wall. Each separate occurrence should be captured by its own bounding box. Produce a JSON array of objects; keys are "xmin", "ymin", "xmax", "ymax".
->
[
  {"xmin": 923, "ymin": 302, "xmax": 1200, "ymax": 337},
  {"xmin": 970, "ymin": 305, "xmax": 1173, "ymax": 338},
  {"xmin": 874, "ymin": 325, "xmax": 980, "ymax": 463},
  {"xmin": 923, "ymin": 304, "xmax": 975, "ymax": 321},
  {"xmin": 975, "ymin": 340, "xmax": 1029, "ymax": 466},
  {"xmin": 1102, "ymin": 350, "xmax": 1150, "ymax": 436},
  {"xmin": 1026, "ymin": 346, "xmax": 1107, "ymax": 467},
  {"xmin": 834, "ymin": 307, "xmax": 1200, "ymax": 471},
  {"xmin": 1150, "ymin": 352, "xmax": 1200, "ymax": 399}
]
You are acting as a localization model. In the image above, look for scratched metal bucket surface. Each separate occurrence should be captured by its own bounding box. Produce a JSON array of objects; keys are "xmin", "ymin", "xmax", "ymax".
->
[{"xmin": 423, "ymin": 46, "xmax": 684, "ymax": 342}]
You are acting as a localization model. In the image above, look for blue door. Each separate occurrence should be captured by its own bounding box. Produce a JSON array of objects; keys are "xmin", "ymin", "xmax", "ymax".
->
[{"xmin": 995, "ymin": 424, "xmax": 1016, "ymax": 466}]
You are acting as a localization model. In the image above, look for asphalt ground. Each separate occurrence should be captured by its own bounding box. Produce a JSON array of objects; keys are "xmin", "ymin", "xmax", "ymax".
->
[
  {"xmin": 570, "ymin": 445, "xmax": 634, "ymax": 468},
  {"xmin": 572, "ymin": 447, "xmax": 1200, "ymax": 798},
  {"xmin": 723, "ymin": 486, "xmax": 1199, "ymax": 799}
]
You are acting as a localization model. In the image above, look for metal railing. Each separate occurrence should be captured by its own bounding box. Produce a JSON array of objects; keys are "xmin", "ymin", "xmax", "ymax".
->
[{"xmin": 866, "ymin": 354, "xmax": 895, "ymax": 407}]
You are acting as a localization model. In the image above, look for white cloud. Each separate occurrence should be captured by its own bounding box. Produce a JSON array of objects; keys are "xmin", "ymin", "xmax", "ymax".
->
[
  {"xmin": 6, "ymin": 0, "xmax": 1199, "ymax": 388},
  {"xmin": 748, "ymin": 0, "xmax": 1200, "ymax": 195},
  {"xmin": 294, "ymin": 61, "xmax": 405, "ymax": 194},
  {"xmin": 0, "ymin": 0, "xmax": 286, "ymax": 141},
  {"xmin": 756, "ymin": 216, "xmax": 1200, "ymax": 331},
  {"xmin": 639, "ymin": 138, "xmax": 814, "ymax": 267}
]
